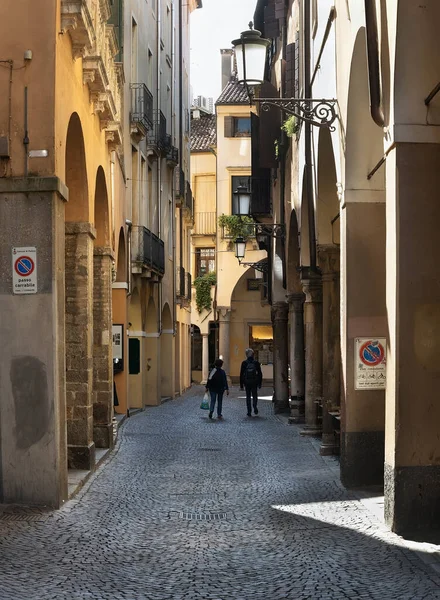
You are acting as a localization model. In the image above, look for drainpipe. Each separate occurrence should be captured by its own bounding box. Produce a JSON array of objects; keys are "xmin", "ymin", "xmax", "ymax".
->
[
  {"xmin": 364, "ymin": 0, "xmax": 385, "ymax": 127},
  {"xmin": 304, "ymin": 0, "xmax": 316, "ymax": 270},
  {"xmin": 179, "ymin": 0, "xmax": 184, "ymax": 300},
  {"xmin": 157, "ymin": 0, "xmax": 163, "ymax": 334},
  {"xmin": 171, "ymin": 1, "xmax": 177, "ymax": 334},
  {"xmin": 125, "ymin": 219, "xmax": 132, "ymax": 296}
]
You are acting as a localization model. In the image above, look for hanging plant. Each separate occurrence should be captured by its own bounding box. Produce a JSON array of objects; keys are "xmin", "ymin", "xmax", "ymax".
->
[
  {"xmin": 218, "ymin": 214, "xmax": 255, "ymax": 240},
  {"xmin": 282, "ymin": 115, "xmax": 299, "ymax": 137},
  {"xmin": 194, "ymin": 271, "xmax": 216, "ymax": 313}
]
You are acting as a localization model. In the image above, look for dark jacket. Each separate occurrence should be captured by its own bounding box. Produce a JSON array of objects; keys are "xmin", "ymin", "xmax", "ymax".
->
[
  {"xmin": 206, "ymin": 368, "xmax": 228, "ymax": 392},
  {"xmin": 240, "ymin": 357, "xmax": 263, "ymax": 388}
]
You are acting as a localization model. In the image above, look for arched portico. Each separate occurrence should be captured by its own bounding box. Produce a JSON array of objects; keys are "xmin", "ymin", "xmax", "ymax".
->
[
  {"xmin": 128, "ymin": 287, "xmax": 144, "ymax": 409},
  {"xmin": 286, "ymin": 209, "xmax": 305, "ymax": 423},
  {"xmin": 340, "ymin": 27, "xmax": 386, "ymax": 488},
  {"xmin": 160, "ymin": 303, "xmax": 174, "ymax": 399},
  {"xmin": 64, "ymin": 112, "xmax": 96, "ymax": 470},
  {"xmin": 316, "ymin": 128, "xmax": 341, "ymax": 456},
  {"xmin": 112, "ymin": 228, "xmax": 128, "ymax": 415},
  {"xmin": 93, "ymin": 167, "xmax": 114, "ymax": 448},
  {"xmin": 384, "ymin": 1, "xmax": 440, "ymax": 535}
]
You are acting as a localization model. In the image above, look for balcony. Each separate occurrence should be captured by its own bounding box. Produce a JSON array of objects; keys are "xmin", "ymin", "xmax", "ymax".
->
[
  {"xmin": 147, "ymin": 110, "xmax": 167, "ymax": 156},
  {"xmin": 185, "ymin": 181, "xmax": 193, "ymax": 214},
  {"xmin": 176, "ymin": 267, "xmax": 192, "ymax": 303},
  {"xmin": 193, "ymin": 212, "xmax": 216, "ymax": 235},
  {"xmin": 165, "ymin": 135, "xmax": 179, "ymax": 167},
  {"xmin": 131, "ymin": 226, "xmax": 165, "ymax": 277},
  {"xmin": 175, "ymin": 167, "xmax": 185, "ymax": 205},
  {"xmin": 130, "ymin": 83, "xmax": 153, "ymax": 140}
]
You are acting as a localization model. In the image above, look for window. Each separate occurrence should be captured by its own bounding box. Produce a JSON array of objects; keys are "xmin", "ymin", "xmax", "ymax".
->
[
  {"xmin": 231, "ymin": 175, "xmax": 251, "ymax": 215},
  {"xmin": 196, "ymin": 248, "xmax": 215, "ymax": 277},
  {"xmin": 224, "ymin": 116, "xmax": 252, "ymax": 137}
]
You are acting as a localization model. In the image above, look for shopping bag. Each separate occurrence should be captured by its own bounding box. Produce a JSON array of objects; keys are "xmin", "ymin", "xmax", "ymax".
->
[{"xmin": 200, "ymin": 391, "xmax": 210, "ymax": 410}]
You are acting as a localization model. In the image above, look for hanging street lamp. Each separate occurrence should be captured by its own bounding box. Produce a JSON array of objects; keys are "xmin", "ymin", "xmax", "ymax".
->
[{"xmin": 232, "ymin": 23, "xmax": 338, "ymax": 130}]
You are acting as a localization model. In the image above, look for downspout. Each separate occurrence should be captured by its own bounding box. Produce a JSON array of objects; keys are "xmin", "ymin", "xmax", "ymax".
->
[
  {"xmin": 179, "ymin": 0, "xmax": 184, "ymax": 301},
  {"xmin": 157, "ymin": 0, "xmax": 163, "ymax": 334},
  {"xmin": 304, "ymin": 0, "xmax": 316, "ymax": 270},
  {"xmin": 364, "ymin": 0, "xmax": 385, "ymax": 127},
  {"xmin": 125, "ymin": 219, "xmax": 132, "ymax": 296},
  {"xmin": 171, "ymin": 1, "xmax": 177, "ymax": 334}
]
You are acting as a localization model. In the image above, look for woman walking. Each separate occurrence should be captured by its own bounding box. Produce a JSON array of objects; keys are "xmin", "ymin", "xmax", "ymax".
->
[{"xmin": 206, "ymin": 358, "xmax": 229, "ymax": 419}]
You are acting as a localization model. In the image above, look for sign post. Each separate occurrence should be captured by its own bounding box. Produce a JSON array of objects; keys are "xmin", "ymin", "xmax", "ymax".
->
[{"xmin": 12, "ymin": 247, "xmax": 37, "ymax": 294}]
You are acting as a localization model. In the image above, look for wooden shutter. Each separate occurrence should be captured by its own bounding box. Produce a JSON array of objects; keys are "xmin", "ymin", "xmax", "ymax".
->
[
  {"xmin": 259, "ymin": 81, "xmax": 281, "ymax": 169},
  {"xmin": 294, "ymin": 31, "xmax": 300, "ymax": 99},
  {"xmin": 224, "ymin": 116, "xmax": 234, "ymax": 138},
  {"xmin": 251, "ymin": 113, "xmax": 272, "ymax": 216},
  {"xmin": 285, "ymin": 43, "xmax": 295, "ymax": 98}
]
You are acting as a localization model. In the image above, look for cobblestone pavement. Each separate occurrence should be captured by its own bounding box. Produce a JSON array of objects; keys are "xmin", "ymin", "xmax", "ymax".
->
[{"xmin": 1, "ymin": 387, "xmax": 440, "ymax": 600}]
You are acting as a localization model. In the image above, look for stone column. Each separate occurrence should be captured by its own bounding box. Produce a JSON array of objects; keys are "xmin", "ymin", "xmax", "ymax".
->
[
  {"xmin": 318, "ymin": 246, "xmax": 341, "ymax": 455},
  {"xmin": 287, "ymin": 293, "xmax": 305, "ymax": 423},
  {"xmin": 65, "ymin": 222, "xmax": 96, "ymax": 470},
  {"xmin": 218, "ymin": 306, "xmax": 231, "ymax": 376},
  {"xmin": 384, "ymin": 142, "xmax": 440, "ymax": 535},
  {"xmin": 93, "ymin": 246, "xmax": 114, "ymax": 449},
  {"xmin": 201, "ymin": 333, "xmax": 209, "ymax": 384},
  {"xmin": 0, "ymin": 177, "xmax": 68, "ymax": 507},
  {"xmin": 271, "ymin": 302, "xmax": 290, "ymax": 413},
  {"xmin": 301, "ymin": 269, "xmax": 323, "ymax": 433}
]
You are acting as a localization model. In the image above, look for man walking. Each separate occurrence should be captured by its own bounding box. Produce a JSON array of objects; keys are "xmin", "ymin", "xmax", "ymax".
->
[{"xmin": 240, "ymin": 348, "xmax": 263, "ymax": 417}]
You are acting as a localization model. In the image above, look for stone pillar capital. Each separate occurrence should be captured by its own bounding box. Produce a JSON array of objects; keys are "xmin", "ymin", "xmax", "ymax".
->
[
  {"xmin": 286, "ymin": 293, "xmax": 306, "ymax": 311},
  {"xmin": 318, "ymin": 245, "xmax": 340, "ymax": 280},
  {"xmin": 271, "ymin": 301, "xmax": 289, "ymax": 322},
  {"xmin": 301, "ymin": 270, "xmax": 323, "ymax": 303},
  {"xmin": 217, "ymin": 306, "xmax": 231, "ymax": 321}
]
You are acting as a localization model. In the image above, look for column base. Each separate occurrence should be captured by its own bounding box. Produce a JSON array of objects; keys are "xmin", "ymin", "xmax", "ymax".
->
[
  {"xmin": 320, "ymin": 433, "xmax": 339, "ymax": 456},
  {"xmin": 93, "ymin": 424, "xmax": 114, "ymax": 449},
  {"xmin": 300, "ymin": 426, "xmax": 322, "ymax": 437},
  {"xmin": 384, "ymin": 463, "xmax": 440, "ymax": 536},
  {"xmin": 289, "ymin": 396, "xmax": 305, "ymax": 423},
  {"xmin": 68, "ymin": 443, "xmax": 96, "ymax": 471},
  {"xmin": 273, "ymin": 401, "xmax": 290, "ymax": 414},
  {"xmin": 340, "ymin": 431, "xmax": 384, "ymax": 487}
]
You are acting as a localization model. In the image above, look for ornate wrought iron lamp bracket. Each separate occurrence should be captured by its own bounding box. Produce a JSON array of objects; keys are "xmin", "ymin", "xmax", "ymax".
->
[
  {"xmin": 254, "ymin": 223, "xmax": 286, "ymax": 238},
  {"xmin": 254, "ymin": 98, "xmax": 338, "ymax": 131}
]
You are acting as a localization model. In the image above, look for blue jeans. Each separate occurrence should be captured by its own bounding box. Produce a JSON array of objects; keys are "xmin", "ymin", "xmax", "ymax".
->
[{"xmin": 209, "ymin": 390, "xmax": 224, "ymax": 416}]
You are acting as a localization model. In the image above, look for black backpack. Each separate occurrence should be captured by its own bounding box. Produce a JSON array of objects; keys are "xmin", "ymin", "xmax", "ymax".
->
[
  {"xmin": 208, "ymin": 368, "xmax": 223, "ymax": 389},
  {"xmin": 244, "ymin": 360, "xmax": 258, "ymax": 385}
]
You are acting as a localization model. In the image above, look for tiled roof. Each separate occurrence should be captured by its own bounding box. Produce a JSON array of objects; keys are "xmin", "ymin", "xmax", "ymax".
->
[
  {"xmin": 216, "ymin": 79, "xmax": 249, "ymax": 105},
  {"xmin": 190, "ymin": 113, "xmax": 216, "ymax": 152}
]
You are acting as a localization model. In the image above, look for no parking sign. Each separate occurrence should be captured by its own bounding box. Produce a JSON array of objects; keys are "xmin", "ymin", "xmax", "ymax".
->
[
  {"xmin": 355, "ymin": 338, "xmax": 386, "ymax": 390},
  {"xmin": 12, "ymin": 247, "xmax": 37, "ymax": 294}
]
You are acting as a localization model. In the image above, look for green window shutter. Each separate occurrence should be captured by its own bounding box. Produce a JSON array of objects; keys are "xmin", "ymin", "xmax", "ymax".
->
[
  {"xmin": 129, "ymin": 338, "xmax": 141, "ymax": 374},
  {"xmin": 224, "ymin": 116, "xmax": 234, "ymax": 137}
]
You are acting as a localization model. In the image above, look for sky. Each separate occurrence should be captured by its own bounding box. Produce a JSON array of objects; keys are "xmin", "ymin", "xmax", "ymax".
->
[{"xmin": 190, "ymin": 0, "xmax": 258, "ymax": 103}]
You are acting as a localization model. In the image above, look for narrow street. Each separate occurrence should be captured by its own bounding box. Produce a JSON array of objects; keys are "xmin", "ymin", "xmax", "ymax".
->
[{"xmin": 1, "ymin": 387, "xmax": 440, "ymax": 600}]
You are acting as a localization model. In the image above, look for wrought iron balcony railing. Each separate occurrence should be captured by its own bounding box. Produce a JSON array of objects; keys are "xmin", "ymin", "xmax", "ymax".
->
[
  {"xmin": 131, "ymin": 225, "xmax": 165, "ymax": 277},
  {"xmin": 165, "ymin": 134, "xmax": 179, "ymax": 166},
  {"xmin": 185, "ymin": 180, "xmax": 193, "ymax": 213},
  {"xmin": 130, "ymin": 83, "xmax": 153, "ymax": 138},
  {"xmin": 185, "ymin": 271, "xmax": 192, "ymax": 300},
  {"xmin": 147, "ymin": 110, "xmax": 167, "ymax": 154}
]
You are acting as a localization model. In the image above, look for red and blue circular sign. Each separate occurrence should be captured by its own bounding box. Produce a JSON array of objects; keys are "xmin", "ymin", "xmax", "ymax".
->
[
  {"xmin": 359, "ymin": 340, "xmax": 385, "ymax": 366},
  {"xmin": 14, "ymin": 256, "xmax": 35, "ymax": 277}
]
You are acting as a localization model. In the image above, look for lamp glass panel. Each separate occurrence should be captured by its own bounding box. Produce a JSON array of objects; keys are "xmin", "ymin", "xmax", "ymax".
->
[
  {"xmin": 236, "ymin": 43, "xmax": 267, "ymax": 85},
  {"xmin": 235, "ymin": 238, "xmax": 246, "ymax": 259}
]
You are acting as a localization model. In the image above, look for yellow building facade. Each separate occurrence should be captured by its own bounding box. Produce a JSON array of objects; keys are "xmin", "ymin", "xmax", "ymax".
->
[
  {"xmin": 190, "ymin": 59, "xmax": 272, "ymax": 385},
  {"xmin": 0, "ymin": 0, "xmax": 199, "ymax": 507}
]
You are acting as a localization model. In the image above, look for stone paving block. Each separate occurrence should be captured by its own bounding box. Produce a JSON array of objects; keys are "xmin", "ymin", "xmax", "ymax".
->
[{"xmin": 0, "ymin": 386, "xmax": 439, "ymax": 599}]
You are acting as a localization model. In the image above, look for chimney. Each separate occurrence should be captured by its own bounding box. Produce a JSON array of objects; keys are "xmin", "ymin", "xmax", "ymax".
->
[{"xmin": 220, "ymin": 49, "xmax": 233, "ymax": 90}]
